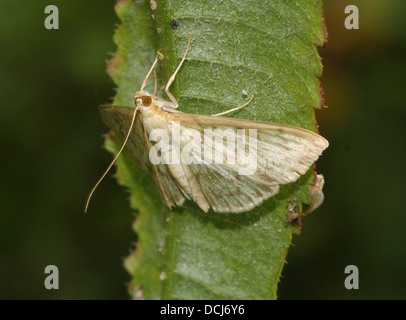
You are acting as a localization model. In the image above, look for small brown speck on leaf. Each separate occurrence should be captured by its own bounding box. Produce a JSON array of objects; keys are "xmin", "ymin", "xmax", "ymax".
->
[{"xmin": 171, "ymin": 19, "xmax": 180, "ymax": 29}]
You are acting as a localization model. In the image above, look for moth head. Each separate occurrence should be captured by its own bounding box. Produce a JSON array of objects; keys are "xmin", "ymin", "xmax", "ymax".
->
[{"xmin": 134, "ymin": 91, "xmax": 152, "ymax": 107}]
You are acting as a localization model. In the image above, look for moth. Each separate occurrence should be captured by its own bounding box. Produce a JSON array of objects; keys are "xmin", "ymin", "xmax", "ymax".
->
[{"xmin": 85, "ymin": 35, "xmax": 328, "ymax": 214}]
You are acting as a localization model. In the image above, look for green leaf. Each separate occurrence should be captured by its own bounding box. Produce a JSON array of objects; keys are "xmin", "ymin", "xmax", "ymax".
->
[{"xmin": 104, "ymin": 0, "xmax": 325, "ymax": 299}]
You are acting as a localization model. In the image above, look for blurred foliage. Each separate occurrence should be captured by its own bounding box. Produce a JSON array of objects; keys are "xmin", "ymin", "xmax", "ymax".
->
[{"xmin": 0, "ymin": 0, "xmax": 405, "ymax": 299}]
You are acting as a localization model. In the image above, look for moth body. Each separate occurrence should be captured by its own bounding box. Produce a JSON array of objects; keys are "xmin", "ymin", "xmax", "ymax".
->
[
  {"xmin": 99, "ymin": 90, "xmax": 328, "ymax": 213},
  {"xmin": 87, "ymin": 34, "xmax": 329, "ymax": 214}
]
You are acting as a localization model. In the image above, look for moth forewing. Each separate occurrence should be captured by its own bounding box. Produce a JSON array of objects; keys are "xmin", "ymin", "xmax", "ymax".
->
[{"xmin": 166, "ymin": 113, "xmax": 328, "ymax": 213}]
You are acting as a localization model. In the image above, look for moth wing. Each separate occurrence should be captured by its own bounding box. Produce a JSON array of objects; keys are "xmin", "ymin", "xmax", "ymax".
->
[
  {"xmin": 166, "ymin": 112, "xmax": 328, "ymax": 213},
  {"xmin": 98, "ymin": 105, "xmax": 186, "ymax": 208}
]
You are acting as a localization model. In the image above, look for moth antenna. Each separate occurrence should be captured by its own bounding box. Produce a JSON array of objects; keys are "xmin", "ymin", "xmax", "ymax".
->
[
  {"xmin": 84, "ymin": 106, "xmax": 140, "ymax": 213},
  {"xmin": 140, "ymin": 111, "xmax": 172, "ymax": 210}
]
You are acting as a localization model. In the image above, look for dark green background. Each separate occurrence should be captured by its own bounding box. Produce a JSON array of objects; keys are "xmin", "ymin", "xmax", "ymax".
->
[{"xmin": 1, "ymin": 0, "xmax": 405, "ymax": 299}]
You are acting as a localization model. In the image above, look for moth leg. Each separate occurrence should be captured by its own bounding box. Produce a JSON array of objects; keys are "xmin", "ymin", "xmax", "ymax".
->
[
  {"xmin": 212, "ymin": 94, "xmax": 254, "ymax": 117},
  {"xmin": 140, "ymin": 54, "xmax": 160, "ymax": 91},
  {"xmin": 164, "ymin": 34, "xmax": 192, "ymax": 108},
  {"xmin": 153, "ymin": 69, "xmax": 158, "ymax": 95}
]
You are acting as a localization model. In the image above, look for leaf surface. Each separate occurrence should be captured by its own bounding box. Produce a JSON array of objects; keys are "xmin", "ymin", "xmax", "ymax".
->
[{"xmin": 105, "ymin": 0, "xmax": 326, "ymax": 299}]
